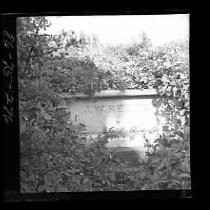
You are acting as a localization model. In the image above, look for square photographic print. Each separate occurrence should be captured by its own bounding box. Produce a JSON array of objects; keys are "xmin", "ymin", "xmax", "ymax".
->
[{"xmin": 17, "ymin": 14, "xmax": 190, "ymax": 193}]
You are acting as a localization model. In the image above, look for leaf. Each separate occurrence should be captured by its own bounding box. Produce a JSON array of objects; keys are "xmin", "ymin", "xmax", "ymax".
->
[
  {"xmin": 38, "ymin": 184, "xmax": 46, "ymax": 192},
  {"xmin": 57, "ymin": 185, "xmax": 69, "ymax": 192},
  {"xmin": 167, "ymin": 181, "xmax": 180, "ymax": 188},
  {"xmin": 184, "ymin": 126, "xmax": 190, "ymax": 135},
  {"xmin": 156, "ymin": 162, "xmax": 165, "ymax": 171},
  {"xmin": 139, "ymin": 171, "xmax": 147, "ymax": 179},
  {"xmin": 179, "ymin": 173, "xmax": 191, "ymax": 179},
  {"xmin": 180, "ymin": 116, "xmax": 186, "ymax": 126},
  {"xmin": 179, "ymin": 109, "xmax": 185, "ymax": 116},
  {"xmin": 83, "ymin": 178, "xmax": 90, "ymax": 184},
  {"xmin": 109, "ymin": 174, "xmax": 116, "ymax": 181},
  {"xmin": 181, "ymin": 159, "xmax": 191, "ymax": 173}
]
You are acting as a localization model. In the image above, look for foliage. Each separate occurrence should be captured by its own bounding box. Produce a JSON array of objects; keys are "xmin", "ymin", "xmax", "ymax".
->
[
  {"xmin": 18, "ymin": 16, "xmax": 190, "ymax": 192},
  {"xmin": 93, "ymin": 34, "xmax": 155, "ymax": 90},
  {"xmin": 141, "ymin": 41, "xmax": 190, "ymax": 189}
]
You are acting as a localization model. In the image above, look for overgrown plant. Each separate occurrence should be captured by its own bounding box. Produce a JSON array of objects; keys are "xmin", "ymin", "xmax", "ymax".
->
[{"xmin": 18, "ymin": 16, "xmax": 190, "ymax": 192}]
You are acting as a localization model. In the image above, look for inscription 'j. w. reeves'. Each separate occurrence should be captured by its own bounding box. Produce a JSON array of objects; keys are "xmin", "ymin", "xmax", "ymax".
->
[{"xmin": 87, "ymin": 104, "xmax": 124, "ymax": 113}]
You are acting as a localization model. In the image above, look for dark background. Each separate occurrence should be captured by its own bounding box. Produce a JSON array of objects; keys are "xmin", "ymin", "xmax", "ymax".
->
[{"xmin": 1, "ymin": 3, "xmax": 199, "ymax": 207}]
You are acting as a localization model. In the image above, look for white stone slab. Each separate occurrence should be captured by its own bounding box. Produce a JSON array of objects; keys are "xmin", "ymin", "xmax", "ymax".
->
[{"xmin": 66, "ymin": 91, "xmax": 162, "ymax": 152}]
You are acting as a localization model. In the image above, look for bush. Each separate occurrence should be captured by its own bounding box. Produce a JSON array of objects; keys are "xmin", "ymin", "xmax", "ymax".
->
[{"xmin": 18, "ymin": 17, "xmax": 190, "ymax": 192}]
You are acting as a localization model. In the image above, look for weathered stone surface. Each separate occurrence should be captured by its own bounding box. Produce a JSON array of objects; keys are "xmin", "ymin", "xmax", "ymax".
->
[
  {"xmin": 64, "ymin": 90, "xmax": 162, "ymax": 159},
  {"xmin": 67, "ymin": 98, "xmax": 158, "ymax": 133}
]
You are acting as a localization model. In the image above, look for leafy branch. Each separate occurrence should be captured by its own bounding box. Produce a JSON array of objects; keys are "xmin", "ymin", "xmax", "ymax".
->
[{"xmin": 23, "ymin": 19, "xmax": 44, "ymax": 72}]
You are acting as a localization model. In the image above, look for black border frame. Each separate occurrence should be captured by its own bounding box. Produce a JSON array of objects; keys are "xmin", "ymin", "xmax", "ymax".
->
[{"xmin": 1, "ymin": 9, "xmax": 195, "ymax": 205}]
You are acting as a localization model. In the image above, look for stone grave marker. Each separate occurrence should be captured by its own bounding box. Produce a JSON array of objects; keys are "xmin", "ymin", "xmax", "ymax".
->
[{"xmin": 62, "ymin": 89, "xmax": 162, "ymax": 161}]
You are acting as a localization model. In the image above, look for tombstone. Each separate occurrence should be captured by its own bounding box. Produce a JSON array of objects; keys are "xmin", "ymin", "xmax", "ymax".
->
[{"xmin": 62, "ymin": 89, "xmax": 162, "ymax": 162}]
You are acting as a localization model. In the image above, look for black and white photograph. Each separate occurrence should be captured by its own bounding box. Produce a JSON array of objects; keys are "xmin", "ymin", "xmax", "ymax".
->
[{"xmin": 17, "ymin": 14, "xmax": 190, "ymax": 193}]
